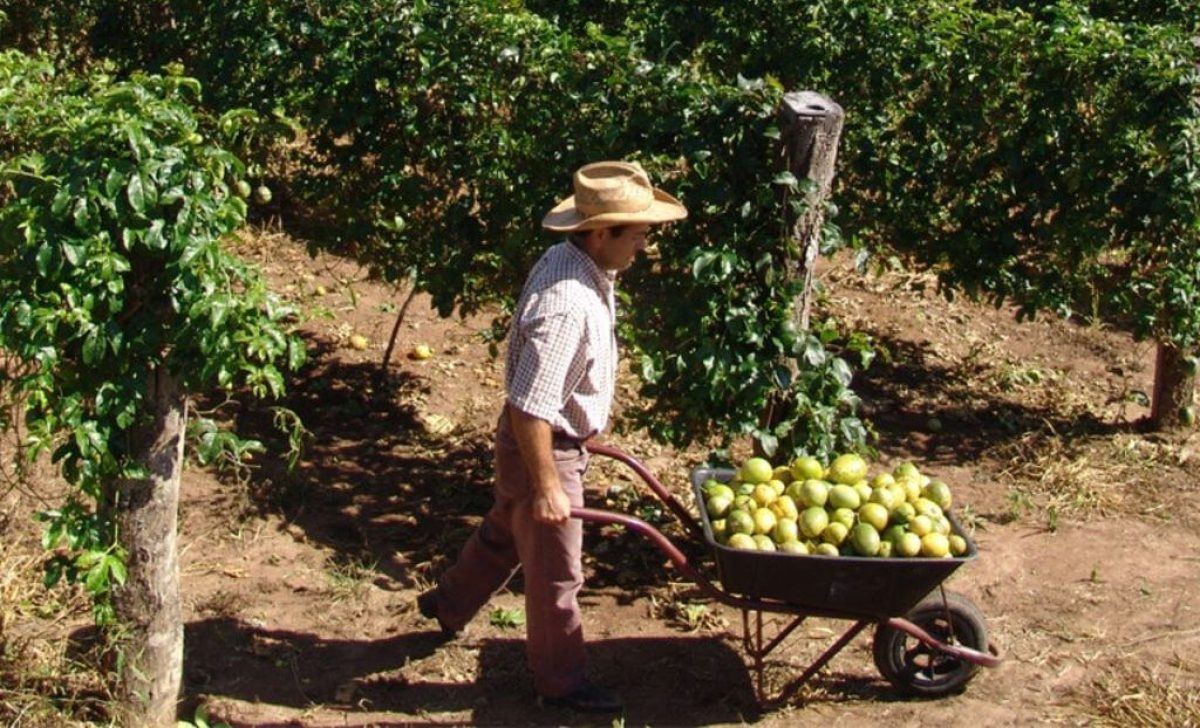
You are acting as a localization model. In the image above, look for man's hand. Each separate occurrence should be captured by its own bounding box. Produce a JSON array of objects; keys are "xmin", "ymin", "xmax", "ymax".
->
[
  {"xmin": 508, "ymin": 405, "xmax": 574, "ymax": 524},
  {"xmin": 531, "ymin": 487, "xmax": 572, "ymax": 524}
]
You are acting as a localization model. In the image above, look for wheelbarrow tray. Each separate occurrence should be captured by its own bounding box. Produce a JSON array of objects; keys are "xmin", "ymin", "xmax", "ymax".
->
[{"xmin": 691, "ymin": 467, "xmax": 977, "ymax": 620}]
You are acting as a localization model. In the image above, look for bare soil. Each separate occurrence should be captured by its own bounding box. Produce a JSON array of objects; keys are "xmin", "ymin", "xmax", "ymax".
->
[{"xmin": 4, "ymin": 228, "xmax": 1199, "ymax": 727}]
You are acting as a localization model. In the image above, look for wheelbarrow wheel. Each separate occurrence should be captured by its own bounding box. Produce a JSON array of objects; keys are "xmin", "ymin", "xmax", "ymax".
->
[{"xmin": 872, "ymin": 590, "xmax": 988, "ymax": 697}]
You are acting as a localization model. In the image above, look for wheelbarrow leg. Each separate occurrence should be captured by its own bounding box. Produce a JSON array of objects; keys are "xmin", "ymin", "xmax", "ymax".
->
[
  {"xmin": 742, "ymin": 610, "xmax": 810, "ymax": 703},
  {"xmin": 741, "ymin": 612, "xmax": 872, "ymax": 706},
  {"xmin": 790, "ymin": 619, "xmax": 871, "ymax": 694}
]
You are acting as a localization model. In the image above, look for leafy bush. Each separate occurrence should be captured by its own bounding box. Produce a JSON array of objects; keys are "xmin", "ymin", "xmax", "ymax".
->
[{"xmin": 0, "ymin": 52, "xmax": 305, "ymax": 619}]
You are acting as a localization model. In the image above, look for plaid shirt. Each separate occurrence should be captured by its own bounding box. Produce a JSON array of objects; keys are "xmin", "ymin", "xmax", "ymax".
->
[{"xmin": 505, "ymin": 241, "xmax": 617, "ymax": 440}]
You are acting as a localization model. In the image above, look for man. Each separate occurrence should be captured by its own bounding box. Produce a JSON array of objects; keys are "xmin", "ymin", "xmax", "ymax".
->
[{"xmin": 417, "ymin": 160, "xmax": 686, "ymax": 714}]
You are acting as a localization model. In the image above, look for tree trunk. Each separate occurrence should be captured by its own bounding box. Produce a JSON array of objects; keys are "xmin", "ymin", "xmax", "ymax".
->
[
  {"xmin": 112, "ymin": 365, "xmax": 186, "ymax": 727},
  {"xmin": 778, "ymin": 91, "xmax": 845, "ymax": 332},
  {"xmin": 1149, "ymin": 342, "xmax": 1197, "ymax": 430},
  {"xmin": 380, "ymin": 278, "xmax": 419, "ymax": 377}
]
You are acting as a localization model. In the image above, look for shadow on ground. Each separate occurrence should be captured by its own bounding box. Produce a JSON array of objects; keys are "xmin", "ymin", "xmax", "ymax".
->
[
  {"xmin": 854, "ymin": 331, "xmax": 1135, "ymax": 465},
  {"xmin": 206, "ymin": 332, "xmax": 714, "ymax": 598},
  {"xmin": 181, "ymin": 619, "xmax": 768, "ymax": 726}
]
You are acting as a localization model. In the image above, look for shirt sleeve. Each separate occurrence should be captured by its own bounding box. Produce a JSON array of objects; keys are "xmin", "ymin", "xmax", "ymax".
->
[{"xmin": 506, "ymin": 309, "xmax": 588, "ymax": 424}]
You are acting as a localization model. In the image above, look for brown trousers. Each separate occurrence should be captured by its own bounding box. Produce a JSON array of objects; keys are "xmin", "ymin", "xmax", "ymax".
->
[{"xmin": 430, "ymin": 412, "xmax": 589, "ymax": 698}]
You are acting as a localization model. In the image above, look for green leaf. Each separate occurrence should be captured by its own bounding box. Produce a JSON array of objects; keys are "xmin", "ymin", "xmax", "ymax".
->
[
  {"xmin": 127, "ymin": 174, "xmax": 146, "ymax": 213},
  {"xmin": 81, "ymin": 329, "xmax": 104, "ymax": 365},
  {"xmin": 772, "ymin": 171, "xmax": 799, "ymax": 187},
  {"xmin": 146, "ymin": 219, "xmax": 167, "ymax": 249},
  {"xmin": 62, "ymin": 241, "xmax": 85, "ymax": 266},
  {"xmin": 35, "ymin": 242, "xmax": 54, "ymax": 276},
  {"xmin": 85, "ymin": 562, "xmax": 108, "ymax": 594},
  {"xmin": 106, "ymin": 555, "xmax": 127, "ymax": 587}
]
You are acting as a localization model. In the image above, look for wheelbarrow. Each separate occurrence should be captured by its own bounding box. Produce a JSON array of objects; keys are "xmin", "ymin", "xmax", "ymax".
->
[{"xmin": 572, "ymin": 442, "xmax": 1001, "ymax": 706}]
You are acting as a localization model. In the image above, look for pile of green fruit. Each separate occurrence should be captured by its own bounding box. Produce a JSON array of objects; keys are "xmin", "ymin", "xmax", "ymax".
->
[{"xmin": 699, "ymin": 454, "xmax": 967, "ymax": 558}]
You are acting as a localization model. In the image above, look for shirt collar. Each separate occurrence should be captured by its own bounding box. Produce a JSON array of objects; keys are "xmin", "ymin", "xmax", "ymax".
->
[{"xmin": 563, "ymin": 239, "xmax": 616, "ymax": 292}]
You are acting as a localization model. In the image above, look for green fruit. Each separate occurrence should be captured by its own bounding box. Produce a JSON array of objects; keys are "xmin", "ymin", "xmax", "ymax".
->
[
  {"xmin": 772, "ymin": 518, "xmax": 800, "ymax": 544},
  {"xmin": 921, "ymin": 532, "xmax": 951, "ymax": 558},
  {"xmin": 882, "ymin": 525, "xmax": 907, "ymax": 544},
  {"xmin": 895, "ymin": 532, "xmax": 922, "ymax": 557},
  {"xmin": 852, "ymin": 481, "xmax": 873, "ymax": 504},
  {"xmin": 909, "ymin": 515, "xmax": 934, "ymax": 537},
  {"xmin": 752, "ymin": 483, "xmax": 778, "ymax": 508},
  {"xmin": 858, "ymin": 502, "xmax": 890, "ymax": 532},
  {"xmin": 727, "ymin": 533, "xmax": 757, "ymax": 550},
  {"xmin": 893, "ymin": 462, "xmax": 921, "ymax": 480},
  {"xmin": 891, "ymin": 502, "xmax": 916, "ymax": 525},
  {"xmin": 234, "ymin": 180, "xmax": 252, "ymax": 199},
  {"xmin": 253, "ymin": 185, "xmax": 272, "ymax": 204},
  {"xmin": 897, "ymin": 476, "xmax": 922, "ymax": 503},
  {"xmin": 752, "ymin": 508, "xmax": 777, "ymax": 535},
  {"xmin": 790, "ymin": 455, "xmax": 825, "ymax": 481},
  {"xmin": 1181, "ymin": 405, "xmax": 1197, "ymax": 427},
  {"xmin": 923, "ymin": 480, "xmax": 953, "ymax": 510},
  {"xmin": 704, "ymin": 481, "xmax": 734, "ymax": 501},
  {"xmin": 849, "ymin": 523, "xmax": 881, "ymax": 557},
  {"xmin": 822, "ymin": 521, "xmax": 849, "ymax": 546},
  {"xmin": 799, "ymin": 507, "xmax": 829, "ymax": 539},
  {"xmin": 753, "ymin": 534, "xmax": 776, "ymax": 552},
  {"xmin": 727, "ymin": 509, "xmax": 755, "ymax": 535},
  {"xmin": 798, "ymin": 479, "xmax": 830, "ymax": 508},
  {"xmin": 739, "ymin": 457, "xmax": 774, "ymax": 484},
  {"xmin": 915, "ymin": 498, "xmax": 944, "ymax": 520},
  {"xmin": 828, "ymin": 453, "xmax": 868, "ymax": 485},
  {"xmin": 710, "ymin": 519, "xmax": 728, "ymax": 543},
  {"xmin": 778, "ymin": 540, "xmax": 808, "ymax": 555},
  {"xmin": 769, "ymin": 495, "xmax": 799, "ymax": 521},
  {"xmin": 830, "ymin": 507, "xmax": 856, "ymax": 530},
  {"xmin": 870, "ymin": 472, "xmax": 896, "ymax": 489},
  {"xmin": 828, "ymin": 484, "xmax": 861, "ymax": 510},
  {"xmin": 878, "ymin": 540, "xmax": 894, "ymax": 558},
  {"xmin": 706, "ymin": 494, "xmax": 733, "ymax": 519},
  {"xmin": 948, "ymin": 534, "xmax": 968, "ymax": 556},
  {"xmin": 814, "ymin": 542, "xmax": 840, "ymax": 556},
  {"xmin": 869, "ymin": 486, "xmax": 898, "ymax": 511}
]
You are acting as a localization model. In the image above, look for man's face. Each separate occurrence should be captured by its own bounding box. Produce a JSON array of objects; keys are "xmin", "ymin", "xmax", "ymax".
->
[{"xmin": 586, "ymin": 224, "xmax": 652, "ymax": 271}]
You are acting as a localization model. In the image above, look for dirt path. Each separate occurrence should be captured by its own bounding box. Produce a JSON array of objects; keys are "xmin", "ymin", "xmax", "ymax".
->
[{"xmin": 5, "ymin": 230, "xmax": 1198, "ymax": 726}]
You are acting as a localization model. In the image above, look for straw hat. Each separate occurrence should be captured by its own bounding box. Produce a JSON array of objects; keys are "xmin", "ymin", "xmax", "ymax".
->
[{"xmin": 541, "ymin": 161, "xmax": 687, "ymax": 232}]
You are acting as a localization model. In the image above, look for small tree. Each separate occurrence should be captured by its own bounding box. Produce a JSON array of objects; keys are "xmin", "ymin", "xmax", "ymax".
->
[{"xmin": 0, "ymin": 54, "xmax": 304, "ymax": 725}]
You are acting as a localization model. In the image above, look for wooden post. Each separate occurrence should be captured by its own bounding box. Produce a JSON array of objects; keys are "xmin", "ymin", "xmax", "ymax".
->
[
  {"xmin": 778, "ymin": 91, "xmax": 844, "ymax": 332},
  {"xmin": 755, "ymin": 92, "xmax": 844, "ymax": 457}
]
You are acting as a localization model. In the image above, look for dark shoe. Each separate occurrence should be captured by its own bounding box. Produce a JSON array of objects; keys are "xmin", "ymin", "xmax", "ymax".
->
[
  {"xmin": 416, "ymin": 589, "xmax": 460, "ymax": 637},
  {"xmin": 538, "ymin": 682, "xmax": 623, "ymax": 714}
]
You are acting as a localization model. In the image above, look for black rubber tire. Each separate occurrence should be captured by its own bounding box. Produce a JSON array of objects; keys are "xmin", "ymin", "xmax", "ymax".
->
[{"xmin": 872, "ymin": 590, "xmax": 989, "ymax": 697}]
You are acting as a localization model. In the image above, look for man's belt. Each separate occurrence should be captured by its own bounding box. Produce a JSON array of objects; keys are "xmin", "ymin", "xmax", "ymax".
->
[{"xmin": 551, "ymin": 430, "xmax": 585, "ymax": 450}]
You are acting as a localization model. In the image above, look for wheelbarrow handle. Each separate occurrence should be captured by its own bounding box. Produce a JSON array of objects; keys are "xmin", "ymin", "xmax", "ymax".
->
[
  {"xmin": 885, "ymin": 616, "xmax": 1004, "ymax": 668},
  {"xmin": 584, "ymin": 442, "xmax": 706, "ymax": 541},
  {"xmin": 572, "ymin": 506, "xmax": 790, "ymax": 614},
  {"xmin": 572, "ymin": 506, "xmax": 693, "ymax": 573}
]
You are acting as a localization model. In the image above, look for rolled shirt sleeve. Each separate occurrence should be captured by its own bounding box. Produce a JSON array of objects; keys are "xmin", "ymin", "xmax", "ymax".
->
[{"xmin": 506, "ymin": 309, "xmax": 590, "ymax": 425}]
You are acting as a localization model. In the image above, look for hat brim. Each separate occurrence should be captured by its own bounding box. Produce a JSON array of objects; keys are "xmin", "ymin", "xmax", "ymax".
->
[{"xmin": 541, "ymin": 188, "xmax": 688, "ymax": 232}]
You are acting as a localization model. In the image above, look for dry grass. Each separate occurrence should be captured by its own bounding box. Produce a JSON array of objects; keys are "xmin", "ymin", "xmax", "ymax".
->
[
  {"xmin": 993, "ymin": 430, "xmax": 1197, "ymax": 528},
  {"xmin": 0, "ymin": 526, "xmax": 112, "ymax": 727},
  {"xmin": 1084, "ymin": 658, "xmax": 1200, "ymax": 727}
]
